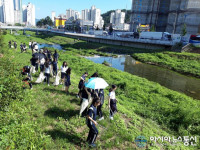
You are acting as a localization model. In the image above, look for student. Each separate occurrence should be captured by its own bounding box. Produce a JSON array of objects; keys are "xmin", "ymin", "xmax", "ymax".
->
[
  {"xmin": 77, "ymin": 72, "xmax": 88, "ymax": 98},
  {"xmin": 97, "ymin": 89, "xmax": 104, "ymax": 120},
  {"xmin": 20, "ymin": 43, "xmax": 23, "ymax": 53},
  {"xmin": 90, "ymin": 72, "xmax": 98, "ymax": 78},
  {"xmin": 53, "ymin": 50, "xmax": 59, "ymax": 61},
  {"xmin": 44, "ymin": 61, "xmax": 51, "ymax": 86},
  {"xmin": 47, "ymin": 50, "xmax": 52, "ymax": 62},
  {"xmin": 65, "ymin": 67, "xmax": 71, "ymax": 94},
  {"xmin": 52, "ymin": 58, "xmax": 58, "ymax": 76},
  {"xmin": 23, "ymin": 43, "xmax": 27, "ymax": 52},
  {"xmin": 60, "ymin": 61, "xmax": 68, "ymax": 85},
  {"xmin": 86, "ymin": 97, "xmax": 101, "ymax": 148},
  {"xmin": 79, "ymin": 86, "xmax": 90, "ymax": 117},
  {"xmin": 108, "ymin": 85, "xmax": 117, "ymax": 120},
  {"xmin": 8, "ymin": 41, "xmax": 11, "ymax": 48},
  {"xmin": 14, "ymin": 41, "xmax": 17, "ymax": 49},
  {"xmin": 21, "ymin": 66, "xmax": 32, "ymax": 89}
]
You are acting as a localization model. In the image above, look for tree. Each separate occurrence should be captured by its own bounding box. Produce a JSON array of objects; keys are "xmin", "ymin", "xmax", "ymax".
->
[
  {"xmin": 109, "ymin": 25, "xmax": 113, "ymax": 34},
  {"xmin": 137, "ymin": 27, "xmax": 141, "ymax": 34},
  {"xmin": 15, "ymin": 23, "xmax": 22, "ymax": 26},
  {"xmin": 150, "ymin": 25, "xmax": 155, "ymax": 32},
  {"xmin": 36, "ymin": 16, "xmax": 53, "ymax": 27},
  {"xmin": 103, "ymin": 24, "xmax": 106, "ymax": 31},
  {"xmin": 181, "ymin": 23, "xmax": 187, "ymax": 36}
]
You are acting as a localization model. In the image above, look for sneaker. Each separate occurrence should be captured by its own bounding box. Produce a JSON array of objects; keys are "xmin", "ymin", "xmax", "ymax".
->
[
  {"xmin": 76, "ymin": 94, "xmax": 79, "ymax": 98},
  {"xmin": 109, "ymin": 115, "xmax": 113, "ymax": 120},
  {"xmin": 89, "ymin": 143, "xmax": 96, "ymax": 148},
  {"xmin": 48, "ymin": 84, "xmax": 50, "ymax": 86},
  {"xmin": 98, "ymin": 117, "xmax": 104, "ymax": 121}
]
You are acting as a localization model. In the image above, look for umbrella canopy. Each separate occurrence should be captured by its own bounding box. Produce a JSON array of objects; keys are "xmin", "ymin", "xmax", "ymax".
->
[{"xmin": 84, "ymin": 77, "xmax": 109, "ymax": 89}]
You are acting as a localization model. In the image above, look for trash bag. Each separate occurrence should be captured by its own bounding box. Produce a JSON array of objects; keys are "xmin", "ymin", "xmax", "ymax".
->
[{"xmin": 35, "ymin": 72, "xmax": 45, "ymax": 83}]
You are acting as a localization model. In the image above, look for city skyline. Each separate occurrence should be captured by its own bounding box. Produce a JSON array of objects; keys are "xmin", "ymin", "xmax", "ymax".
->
[{"xmin": 22, "ymin": 0, "xmax": 131, "ymax": 19}]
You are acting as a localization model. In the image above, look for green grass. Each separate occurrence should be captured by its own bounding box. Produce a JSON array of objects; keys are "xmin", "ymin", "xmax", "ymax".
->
[
  {"xmin": 132, "ymin": 52, "xmax": 200, "ymax": 78},
  {"xmin": 1, "ymin": 31, "xmax": 200, "ymax": 149}
]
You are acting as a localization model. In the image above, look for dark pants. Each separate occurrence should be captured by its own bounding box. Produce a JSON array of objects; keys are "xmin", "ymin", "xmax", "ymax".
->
[
  {"xmin": 110, "ymin": 99, "xmax": 117, "ymax": 116},
  {"xmin": 45, "ymin": 73, "xmax": 50, "ymax": 84},
  {"xmin": 97, "ymin": 103, "xmax": 103, "ymax": 118},
  {"xmin": 35, "ymin": 63, "xmax": 39, "ymax": 71},
  {"xmin": 40, "ymin": 64, "xmax": 45, "ymax": 72},
  {"xmin": 87, "ymin": 124, "xmax": 98, "ymax": 144},
  {"xmin": 53, "ymin": 67, "xmax": 57, "ymax": 76}
]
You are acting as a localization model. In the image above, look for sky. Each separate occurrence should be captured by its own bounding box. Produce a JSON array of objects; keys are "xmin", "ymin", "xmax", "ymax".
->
[{"xmin": 22, "ymin": 0, "xmax": 132, "ymax": 19}]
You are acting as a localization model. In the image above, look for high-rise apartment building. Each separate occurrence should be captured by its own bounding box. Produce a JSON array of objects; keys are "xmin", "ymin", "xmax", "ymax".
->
[
  {"xmin": 26, "ymin": 3, "xmax": 35, "ymax": 26},
  {"xmin": 130, "ymin": 0, "xmax": 200, "ymax": 34},
  {"xmin": 51, "ymin": 11, "xmax": 56, "ymax": 22},
  {"xmin": 82, "ymin": 5, "xmax": 104, "ymax": 29},
  {"xmin": 0, "ymin": 0, "xmax": 15, "ymax": 24},
  {"xmin": 14, "ymin": 0, "xmax": 22, "ymax": 24}
]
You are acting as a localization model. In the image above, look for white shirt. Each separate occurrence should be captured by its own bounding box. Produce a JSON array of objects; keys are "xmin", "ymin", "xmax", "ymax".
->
[
  {"xmin": 35, "ymin": 45, "xmax": 38, "ymax": 50},
  {"xmin": 29, "ymin": 42, "xmax": 31, "ymax": 45},
  {"xmin": 45, "ymin": 66, "xmax": 50, "ymax": 74},
  {"xmin": 61, "ymin": 66, "xmax": 68, "ymax": 73},
  {"xmin": 109, "ymin": 91, "xmax": 116, "ymax": 99}
]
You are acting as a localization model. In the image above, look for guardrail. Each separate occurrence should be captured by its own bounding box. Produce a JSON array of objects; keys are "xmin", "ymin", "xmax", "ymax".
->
[{"xmin": 0, "ymin": 26, "xmax": 174, "ymax": 46}]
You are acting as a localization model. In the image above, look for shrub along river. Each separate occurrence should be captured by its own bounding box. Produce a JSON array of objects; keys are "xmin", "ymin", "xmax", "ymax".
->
[{"xmin": 85, "ymin": 55, "xmax": 200, "ymax": 100}]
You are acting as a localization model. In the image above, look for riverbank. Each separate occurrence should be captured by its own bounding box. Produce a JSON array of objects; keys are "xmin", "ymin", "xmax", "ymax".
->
[
  {"xmin": 1, "ymin": 31, "xmax": 200, "ymax": 149},
  {"xmin": 132, "ymin": 52, "xmax": 200, "ymax": 78}
]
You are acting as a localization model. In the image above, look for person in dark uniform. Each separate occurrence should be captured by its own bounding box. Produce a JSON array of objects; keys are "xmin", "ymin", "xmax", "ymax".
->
[
  {"xmin": 65, "ymin": 67, "xmax": 71, "ymax": 94},
  {"xmin": 21, "ymin": 66, "xmax": 32, "ymax": 89},
  {"xmin": 20, "ymin": 43, "xmax": 23, "ymax": 53},
  {"xmin": 8, "ymin": 41, "xmax": 11, "ymax": 48},
  {"xmin": 52, "ymin": 58, "xmax": 58, "ymax": 76},
  {"xmin": 77, "ymin": 72, "xmax": 88, "ymax": 98},
  {"xmin": 90, "ymin": 72, "xmax": 98, "ymax": 78},
  {"xmin": 14, "ymin": 41, "xmax": 17, "ymax": 49},
  {"xmin": 97, "ymin": 89, "xmax": 104, "ymax": 120},
  {"xmin": 86, "ymin": 97, "xmax": 101, "ymax": 148},
  {"xmin": 108, "ymin": 85, "xmax": 117, "ymax": 120}
]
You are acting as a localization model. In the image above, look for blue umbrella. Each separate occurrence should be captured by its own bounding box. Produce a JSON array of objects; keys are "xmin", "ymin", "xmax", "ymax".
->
[{"xmin": 84, "ymin": 77, "xmax": 109, "ymax": 89}]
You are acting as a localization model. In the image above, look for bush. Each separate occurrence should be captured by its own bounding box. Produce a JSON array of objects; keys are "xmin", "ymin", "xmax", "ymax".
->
[{"xmin": 0, "ymin": 56, "xmax": 25, "ymax": 110}]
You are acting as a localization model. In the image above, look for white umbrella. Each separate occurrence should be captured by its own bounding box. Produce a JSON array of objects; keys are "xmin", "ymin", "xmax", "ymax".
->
[{"xmin": 84, "ymin": 77, "xmax": 109, "ymax": 89}]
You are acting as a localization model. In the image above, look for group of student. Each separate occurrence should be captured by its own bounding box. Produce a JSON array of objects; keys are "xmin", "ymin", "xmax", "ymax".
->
[
  {"xmin": 76, "ymin": 72, "xmax": 118, "ymax": 147},
  {"xmin": 20, "ymin": 47, "xmax": 118, "ymax": 148},
  {"xmin": 8, "ymin": 41, "xmax": 17, "ymax": 49}
]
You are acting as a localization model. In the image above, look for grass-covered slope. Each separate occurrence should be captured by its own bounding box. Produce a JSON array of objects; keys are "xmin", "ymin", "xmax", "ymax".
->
[
  {"xmin": 0, "ymin": 31, "xmax": 200, "ymax": 149},
  {"xmin": 133, "ymin": 52, "xmax": 200, "ymax": 78}
]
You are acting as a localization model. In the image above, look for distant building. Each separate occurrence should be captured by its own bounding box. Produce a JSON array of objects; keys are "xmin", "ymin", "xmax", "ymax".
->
[
  {"xmin": 22, "ymin": 5, "xmax": 27, "ymax": 22},
  {"xmin": 13, "ymin": 0, "xmax": 22, "ymax": 24},
  {"xmin": 110, "ymin": 9, "xmax": 128, "ymax": 31},
  {"xmin": 51, "ymin": 11, "xmax": 56, "ymax": 22},
  {"xmin": 90, "ymin": 5, "xmax": 104, "ymax": 29},
  {"xmin": 130, "ymin": 0, "xmax": 200, "ymax": 34},
  {"xmin": 55, "ymin": 17, "xmax": 67, "ymax": 28},
  {"xmin": 26, "ymin": 3, "xmax": 35, "ymax": 26},
  {"xmin": 81, "ymin": 9, "xmax": 90, "ymax": 20},
  {"xmin": 1, "ymin": 0, "xmax": 15, "ymax": 24},
  {"xmin": 110, "ymin": 9, "xmax": 125, "ymax": 25},
  {"xmin": 66, "ymin": 9, "xmax": 80, "ymax": 20},
  {"xmin": 81, "ymin": 5, "xmax": 104, "ymax": 29}
]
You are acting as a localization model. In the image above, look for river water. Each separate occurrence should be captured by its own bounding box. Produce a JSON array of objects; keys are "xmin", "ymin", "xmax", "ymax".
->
[
  {"xmin": 85, "ymin": 55, "xmax": 200, "ymax": 100},
  {"xmin": 38, "ymin": 43, "xmax": 63, "ymax": 50}
]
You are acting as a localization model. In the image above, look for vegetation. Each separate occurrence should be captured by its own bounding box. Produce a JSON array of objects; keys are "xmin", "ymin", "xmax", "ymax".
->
[
  {"xmin": 36, "ymin": 16, "xmax": 54, "ymax": 27},
  {"xmin": 0, "ymin": 31, "xmax": 200, "ymax": 149},
  {"xmin": 133, "ymin": 52, "xmax": 200, "ymax": 78},
  {"xmin": 181, "ymin": 24, "xmax": 187, "ymax": 36}
]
